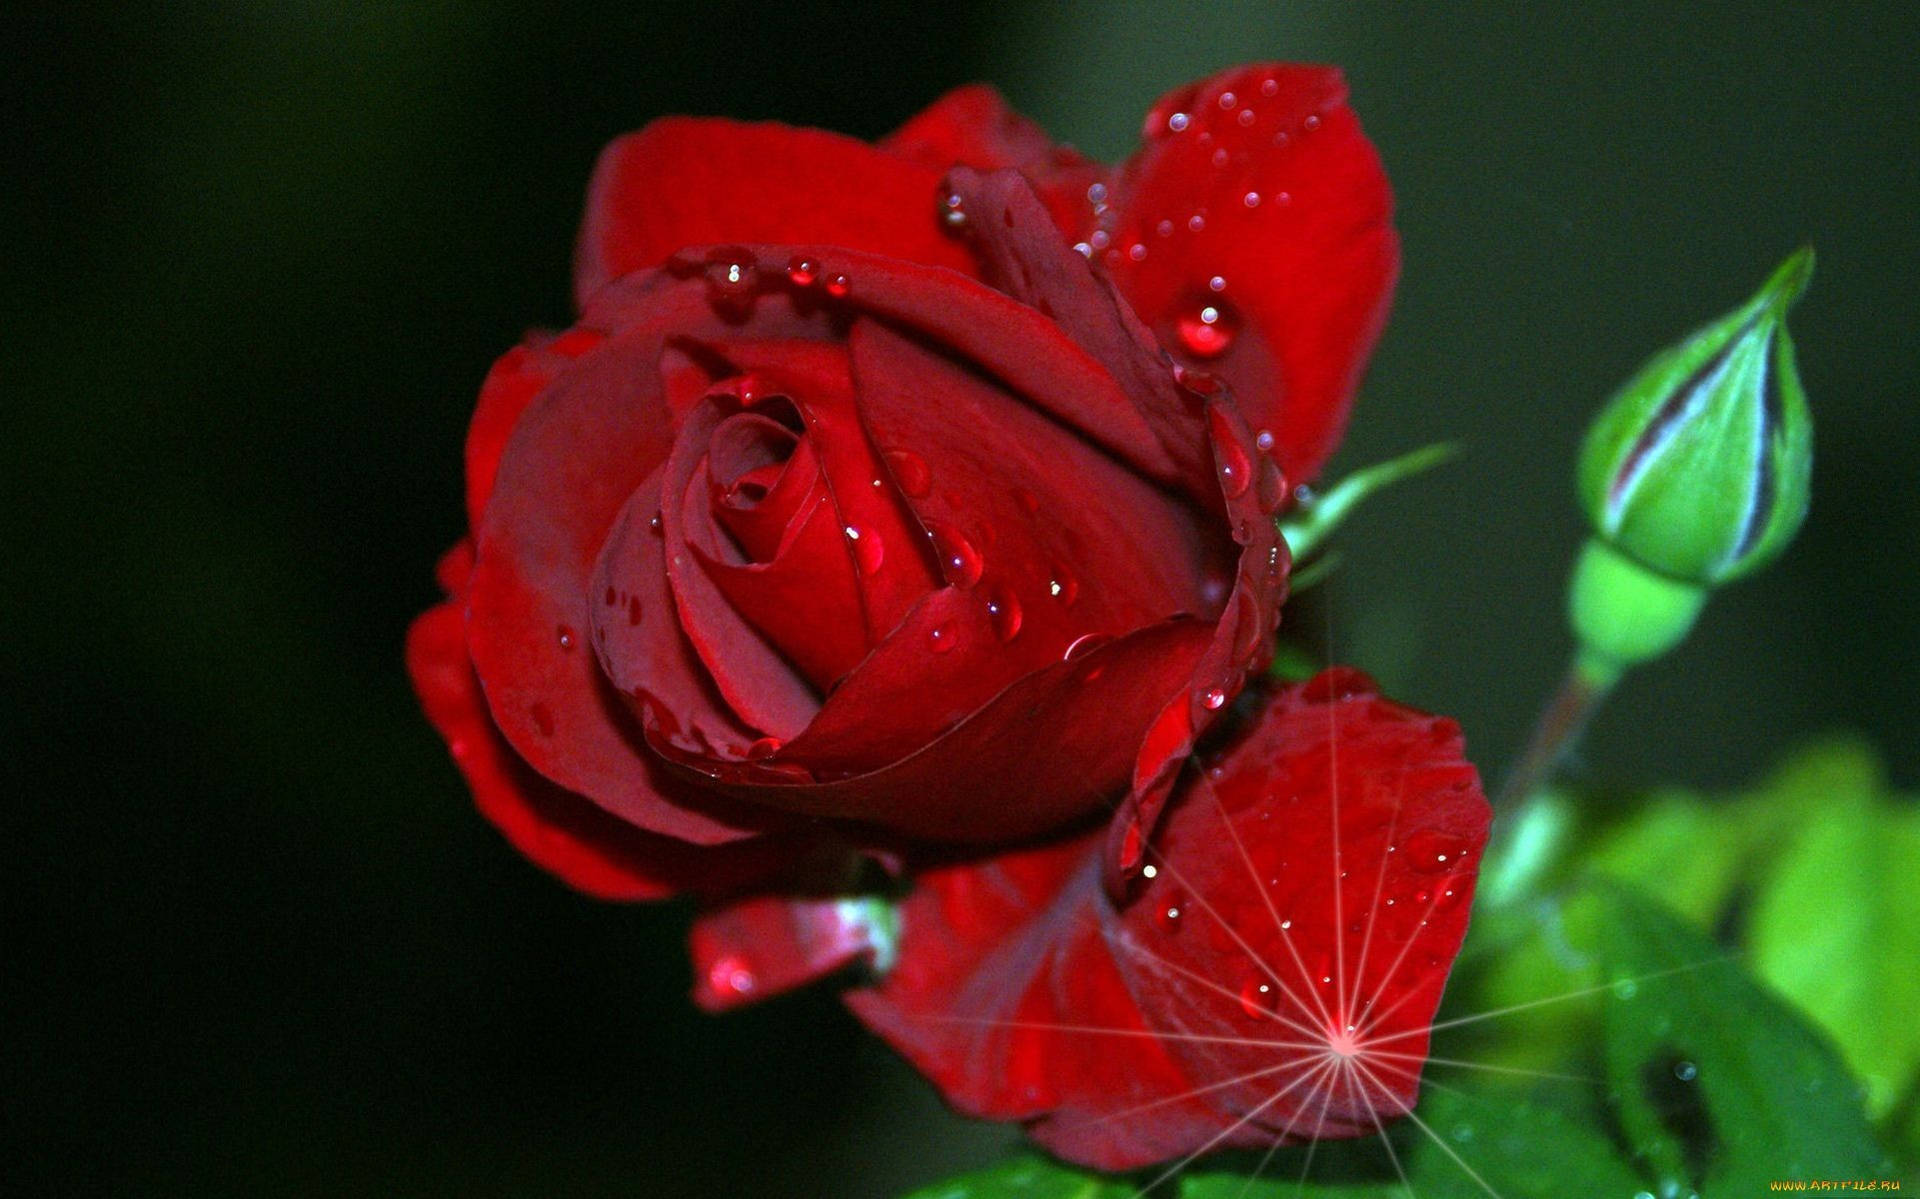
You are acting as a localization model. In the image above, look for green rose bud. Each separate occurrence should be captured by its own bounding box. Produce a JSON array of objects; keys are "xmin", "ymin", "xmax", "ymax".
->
[{"xmin": 1577, "ymin": 246, "xmax": 1814, "ymax": 585}]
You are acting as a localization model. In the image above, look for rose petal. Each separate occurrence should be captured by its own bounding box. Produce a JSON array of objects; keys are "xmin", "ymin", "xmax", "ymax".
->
[
  {"xmin": 649, "ymin": 618, "xmax": 1214, "ymax": 842},
  {"xmin": 574, "ymin": 118, "xmax": 977, "ymax": 309},
  {"xmin": 408, "ymin": 545, "xmax": 797, "ymax": 896},
  {"xmin": 880, "ymin": 84, "xmax": 1104, "ymax": 238},
  {"xmin": 465, "ymin": 329, "xmax": 605, "ymax": 529},
  {"xmin": 467, "ymin": 272, "xmax": 827, "ymax": 842},
  {"xmin": 1100, "ymin": 64, "xmax": 1398, "ymax": 484},
  {"xmin": 846, "ymin": 675, "xmax": 1490, "ymax": 1170},
  {"xmin": 941, "ymin": 166, "xmax": 1218, "ymax": 507}
]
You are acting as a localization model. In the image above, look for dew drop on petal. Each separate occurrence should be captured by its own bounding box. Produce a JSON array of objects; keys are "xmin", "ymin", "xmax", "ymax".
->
[
  {"xmin": 928, "ymin": 620, "xmax": 957, "ymax": 654},
  {"xmin": 747, "ymin": 736, "xmax": 783, "ymax": 760},
  {"xmin": 823, "ymin": 273, "xmax": 850, "ymax": 299},
  {"xmin": 1209, "ymin": 407, "xmax": 1253, "ymax": 498},
  {"xmin": 1200, "ymin": 686, "xmax": 1228, "ymax": 710},
  {"xmin": 985, "ymin": 585, "xmax": 1023, "ymax": 642},
  {"xmin": 556, "ymin": 625, "xmax": 577, "ymax": 651},
  {"xmin": 1255, "ymin": 428, "xmax": 1275, "ymax": 452},
  {"xmin": 1047, "ymin": 567, "xmax": 1079, "ymax": 605},
  {"xmin": 1303, "ymin": 113, "xmax": 1322, "ymax": 132},
  {"xmin": 1062, "ymin": 632, "xmax": 1110, "ymax": 661},
  {"xmin": 786, "ymin": 256, "xmax": 818, "ymax": 287},
  {"xmin": 1256, "ymin": 457, "xmax": 1288, "ymax": 514},
  {"xmin": 1153, "ymin": 901, "xmax": 1184, "ymax": 933},
  {"xmin": 1207, "ymin": 274, "xmax": 1227, "ymax": 293},
  {"xmin": 1167, "ymin": 111, "xmax": 1190, "ymax": 133},
  {"xmin": 1175, "ymin": 299, "xmax": 1239, "ymax": 358},
  {"xmin": 1187, "ymin": 213, "xmax": 1206, "ymax": 233},
  {"xmin": 844, "ymin": 525, "xmax": 884, "ymax": 574},
  {"xmin": 884, "ymin": 448, "xmax": 931, "ymax": 497},
  {"xmin": 925, "ymin": 520, "xmax": 983, "ymax": 587}
]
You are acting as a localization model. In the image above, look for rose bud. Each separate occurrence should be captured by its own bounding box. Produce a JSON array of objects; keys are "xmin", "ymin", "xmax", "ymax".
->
[
  {"xmin": 1578, "ymin": 246, "xmax": 1814, "ymax": 585},
  {"xmin": 1569, "ymin": 248, "xmax": 1814, "ymax": 679}
]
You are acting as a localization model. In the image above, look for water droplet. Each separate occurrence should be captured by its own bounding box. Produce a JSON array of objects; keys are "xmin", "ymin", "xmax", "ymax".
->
[
  {"xmin": 786, "ymin": 256, "xmax": 818, "ymax": 287},
  {"xmin": 556, "ymin": 625, "xmax": 577, "ymax": 650},
  {"xmin": 530, "ymin": 702, "xmax": 555, "ymax": 736},
  {"xmin": 1047, "ymin": 567, "xmax": 1079, "ymax": 605},
  {"xmin": 925, "ymin": 520, "xmax": 983, "ymax": 587},
  {"xmin": 1088, "ymin": 229, "xmax": 1111, "ymax": 251},
  {"xmin": 708, "ymin": 954, "xmax": 756, "ymax": 998},
  {"xmin": 1238, "ymin": 977, "xmax": 1275, "ymax": 1019},
  {"xmin": 648, "ymin": 510, "xmax": 664, "ymax": 535},
  {"xmin": 1217, "ymin": 91, "xmax": 1237, "ymax": 110},
  {"xmin": 1207, "ymin": 274, "xmax": 1227, "ymax": 293},
  {"xmin": 1400, "ymin": 829, "xmax": 1471, "ymax": 874},
  {"xmin": 1255, "ymin": 428, "xmax": 1275, "ymax": 452},
  {"xmin": 1237, "ymin": 108, "xmax": 1256, "ymax": 128},
  {"xmin": 1451, "ymin": 1123, "xmax": 1474, "ymax": 1144},
  {"xmin": 1673, "ymin": 1060, "xmax": 1698, "ymax": 1083},
  {"xmin": 1210, "ymin": 147, "xmax": 1230, "ymax": 168},
  {"xmin": 1280, "ymin": 919, "xmax": 1292, "ymax": 930},
  {"xmin": 1256, "ymin": 457, "xmax": 1288, "ymax": 513},
  {"xmin": 747, "ymin": 736, "xmax": 783, "ymax": 760},
  {"xmin": 939, "ymin": 190, "xmax": 967, "ymax": 229},
  {"xmin": 1260, "ymin": 77, "xmax": 1280, "ymax": 97},
  {"xmin": 928, "ymin": 620, "xmax": 957, "ymax": 654},
  {"xmin": 1176, "ymin": 299, "xmax": 1239, "ymax": 358},
  {"xmin": 1153, "ymin": 902, "xmax": 1183, "ymax": 933},
  {"xmin": 1167, "ymin": 111, "xmax": 1190, "ymax": 133},
  {"xmin": 1140, "ymin": 863, "xmax": 1158, "ymax": 879},
  {"xmin": 1303, "ymin": 113, "xmax": 1322, "ymax": 132},
  {"xmin": 883, "ymin": 448, "xmax": 931, "ymax": 497},
  {"xmin": 1063, "ymin": 632, "xmax": 1111, "ymax": 661},
  {"xmin": 1273, "ymin": 190, "xmax": 1292, "ymax": 207},
  {"xmin": 844, "ymin": 525, "xmax": 884, "ymax": 574},
  {"xmin": 1072, "ymin": 242, "xmax": 1093, "ymax": 258},
  {"xmin": 823, "ymin": 273, "xmax": 850, "ymax": 299},
  {"xmin": 1086, "ymin": 182, "xmax": 1108, "ymax": 206},
  {"xmin": 1613, "ymin": 977, "xmax": 1640, "ymax": 1001},
  {"xmin": 1209, "ymin": 407, "xmax": 1252, "ymax": 498},
  {"xmin": 1187, "ymin": 213, "xmax": 1206, "ymax": 233},
  {"xmin": 985, "ymin": 585, "xmax": 1023, "ymax": 641},
  {"xmin": 1127, "ymin": 242, "xmax": 1147, "ymax": 262},
  {"xmin": 1243, "ymin": 190, "xmax": 1261, "ymax": 208},
  {"xmin": 701, "ymin": 247, "xmax": 758, "ymax": 316},
  {"xmin": 1200, "ymin": 686, "xmax": 1228, "ymax": 710}
]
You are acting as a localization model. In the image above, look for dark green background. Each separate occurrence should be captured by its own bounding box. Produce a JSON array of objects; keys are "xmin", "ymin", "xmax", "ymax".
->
[{"xmin": 8, "ymin": 3, "xmax": 1915, "ymax": 1194}]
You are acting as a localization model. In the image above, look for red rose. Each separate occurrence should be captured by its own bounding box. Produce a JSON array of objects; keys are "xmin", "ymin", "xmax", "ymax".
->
[{"xmin": 407, "ymin": 63, "xmax": 1485, "ymax": 1169}]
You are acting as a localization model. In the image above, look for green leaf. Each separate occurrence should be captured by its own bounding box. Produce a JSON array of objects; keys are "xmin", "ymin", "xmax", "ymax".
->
[
  {"xmin": 1749, "ymin": 793, "xmax": 1920, "ymax": 1116},
  {"xmin": 1595, "ymin": 884, "xmax": 1886, "ymax": 1193},
  {"xmin": 900, "ymin": 1154, "xmax": 1134, "ymax": 1199},
  {"xmin": 1181, "ymin": 1086, "xmax": 1645, "ymax": 1198}
]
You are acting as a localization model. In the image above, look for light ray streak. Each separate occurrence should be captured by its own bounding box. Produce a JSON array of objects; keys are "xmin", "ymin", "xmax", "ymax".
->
[{"xmin": 1129, "ymin": 1055, "xmax": 1340, "ymax": 1199}]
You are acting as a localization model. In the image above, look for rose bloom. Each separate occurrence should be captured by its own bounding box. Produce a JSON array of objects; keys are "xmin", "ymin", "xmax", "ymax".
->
[{"xmin": 407, "ymin": 64, "xmax": 1489, "ymax": 1169}]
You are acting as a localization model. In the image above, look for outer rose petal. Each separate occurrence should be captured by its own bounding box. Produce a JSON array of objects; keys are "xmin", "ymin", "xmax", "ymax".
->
[
  {"xmin": 573, "ymin": 118, "xmax": 977, "ymax": 309},
  {"xmin": 406, "ymin": 545, "xmax": 800, "ymax": 900},
  {"xmin": 845, "ymin": 673, "xmax": 1490, "ymax": 1171},
  {"xmin": 1100, "ymin": 65, "xmax": 1398, "ymax": 484},
  {"xmin": 880, "ymin": 84, "xmax": 1103, "ymax": 237}
]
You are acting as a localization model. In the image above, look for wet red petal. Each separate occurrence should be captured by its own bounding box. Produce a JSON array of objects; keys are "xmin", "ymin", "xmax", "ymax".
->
[
  {"xmin": 466, "ymin": 272, "xmax": 826, "ymax": 842},
  {"xmin": 880, "ymin": 84, "xmax": 1104, "ymax": 238},
  {"xmin": 406, "ymin": 548, "xmax": 798, "ymax": 897},
  {"xmin": 1101, "ymin": 64, "xmax": 1398, "ymax": 484},
  {"xmin": 574, "ymin": 118, "xmax": 976, "ymax": 309},
  {"xmin": 846, "ymin": 675, "xmax": 1489, "ymax": 1170}
]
